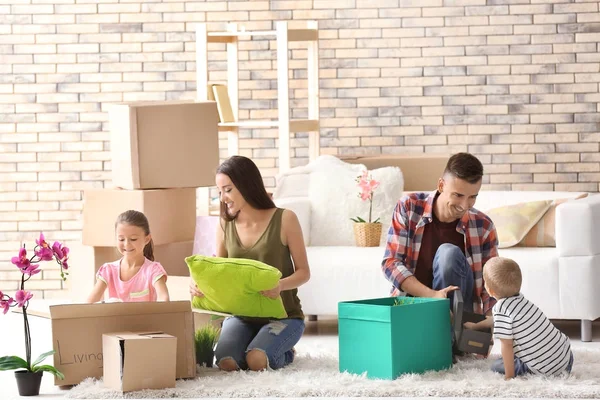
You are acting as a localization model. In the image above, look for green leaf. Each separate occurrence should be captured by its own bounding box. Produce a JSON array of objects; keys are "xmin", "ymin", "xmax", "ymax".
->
[
  {"xmin": 0, "ymin": 356, "xmax": 29, "ymax": 371},
  {"xmin": 31, "ymin": 364, "xmax": 65, "ymax": 380},
  {"xmin": 356, "ymin": 217, "xmax": 366, "ymax": 223},
  {"xmin": 349, "ymin": 218, "xmax": 359, "ymax": 223},
  {"xmin": 372, "ymin": 218, "xmax": 381, "ymax": 223},
  {"xmin": 32, "ymin": 350, "xmax": 55, "ymax": 368}
]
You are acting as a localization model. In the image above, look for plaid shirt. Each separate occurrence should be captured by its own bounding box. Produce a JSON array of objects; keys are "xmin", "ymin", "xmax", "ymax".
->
[{"xmin": 381, "ymin": 191, "xmax": 499, "ymax": 314}]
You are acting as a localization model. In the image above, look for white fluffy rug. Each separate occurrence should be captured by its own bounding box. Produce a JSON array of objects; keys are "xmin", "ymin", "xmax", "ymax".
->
[{"xmin": 65, "ymin": 344, "xmax": 600, "ymax": 399}]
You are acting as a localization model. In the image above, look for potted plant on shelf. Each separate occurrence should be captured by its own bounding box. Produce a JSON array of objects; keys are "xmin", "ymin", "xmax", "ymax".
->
[
  {"xmin": 0, "ymin": 233, "xmax": 70, "ymax": 396},
  {"xmin": 194, "ymin": 324, "xmax": 221, "ymax": 368},
  {"xmin": 350, "ymin": 170, "xmax": 382, "ymax": 247}
]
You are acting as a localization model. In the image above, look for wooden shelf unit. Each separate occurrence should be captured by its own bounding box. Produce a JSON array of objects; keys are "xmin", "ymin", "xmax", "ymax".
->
[{"xmin": 196, "ymin": 21, "xmax": 320, "ymax": 172}]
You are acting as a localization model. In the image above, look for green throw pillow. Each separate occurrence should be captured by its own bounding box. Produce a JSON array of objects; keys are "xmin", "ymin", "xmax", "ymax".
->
[{"xmin": 185, "ymin": 255, "xmax": 288, "ymax": 319}]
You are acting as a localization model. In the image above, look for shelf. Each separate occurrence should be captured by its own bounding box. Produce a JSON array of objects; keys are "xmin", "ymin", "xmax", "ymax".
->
[
  {"xmin": 197, "ymin": 20, "xmax": 320, "ymax": 172},
  {"xmin": 218, "ymin": 119, "xmax": 319, "ymax": 132},
  {"xmin": 207, "ymin": 28, "xmax": 318, "ymax": 43}
]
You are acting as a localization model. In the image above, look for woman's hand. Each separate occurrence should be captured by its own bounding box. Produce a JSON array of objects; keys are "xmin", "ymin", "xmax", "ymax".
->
[
  {"xmin": 189, "ymin": 279, "xmax": 204, "ymax": 298},
  {"xmin": 260, "ymin": 281, "xmax": 282, "ymax": 299}
]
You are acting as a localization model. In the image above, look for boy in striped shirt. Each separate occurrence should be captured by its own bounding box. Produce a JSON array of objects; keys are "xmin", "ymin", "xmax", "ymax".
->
[{"xmin": 466, "ymin": 257, "xmax": 573, "ymax": 379}]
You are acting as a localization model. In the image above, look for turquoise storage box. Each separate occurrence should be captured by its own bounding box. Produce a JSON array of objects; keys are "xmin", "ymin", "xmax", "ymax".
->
[{"xmin": 338, "ymin": 296, "xmax": 452, "ymax": 380}]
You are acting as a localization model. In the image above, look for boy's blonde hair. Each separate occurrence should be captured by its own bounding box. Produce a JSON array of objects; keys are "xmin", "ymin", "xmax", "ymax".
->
[{"xmin": 483, "ymin": 257, "xmax": 522, "ymax": 299}]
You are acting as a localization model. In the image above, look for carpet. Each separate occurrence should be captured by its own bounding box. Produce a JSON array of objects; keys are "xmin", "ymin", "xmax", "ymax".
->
[{"xmin": 65, "ymin": 344, "xmax": 600, "ymax": 399}]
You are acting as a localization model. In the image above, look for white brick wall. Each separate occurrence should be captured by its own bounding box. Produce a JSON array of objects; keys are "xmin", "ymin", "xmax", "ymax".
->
[{"xmin": 1, "ymin": 0, "xmax": 600, "ymax": 296}]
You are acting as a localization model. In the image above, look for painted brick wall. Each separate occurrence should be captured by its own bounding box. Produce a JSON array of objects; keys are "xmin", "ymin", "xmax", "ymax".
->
[{"xmin": 1, "ymin": 0, "xmax": 600, "ymax": 298}]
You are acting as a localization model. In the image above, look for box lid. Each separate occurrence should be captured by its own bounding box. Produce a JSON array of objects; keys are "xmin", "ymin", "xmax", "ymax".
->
[
  {"xmin": 452, "ymin": 290, "xmax": 464, "ymax": 341},
  {"xmin": 49, "ymin": 300, "xmax": 192, "ymax": 319}
]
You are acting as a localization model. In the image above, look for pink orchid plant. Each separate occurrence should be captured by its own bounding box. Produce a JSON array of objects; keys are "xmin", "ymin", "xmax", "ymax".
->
[
  {"xmin": 350, "ymin": 170, "xmax": 381, "ymax": 224},
  {"xmin": 0, "ymin": 233, "xmax": 69, "ymax": 380}
]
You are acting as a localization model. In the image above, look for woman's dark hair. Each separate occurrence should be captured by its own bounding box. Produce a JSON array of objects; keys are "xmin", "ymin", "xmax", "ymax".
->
[
  {"xmin": 443, "ymin": 152, "xmax": 484, "ymax": 184},
  {"xmin": 115, "ymin": 210, "xmax": 154, "ymax": 261},
  {"xmin": 216, "ymin": 155, "xmax": 276, "ymax": 221}
]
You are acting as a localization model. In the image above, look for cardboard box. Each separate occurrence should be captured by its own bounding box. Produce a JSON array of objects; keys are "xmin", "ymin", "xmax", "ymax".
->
[
  {"xmin": 103, "ymin": 331, "xmax": 177, "ymax": 392},
  {"xmin": 50, "ymin": 301, "xmax": 196, "ymax": 386},
  {"xmin": 109, "ymin": 100, "xmax": 219, "ymax": 190},
  {"xmin": 338, "ymin": 296, "xmax": 452, "ymax": 380},
  {"xmin": 82, "ymin": 188, "xmax": 196, "ymax": 246},
  {"xmin": 68, "ymin": 241, "xmax": 194, "ymax": 302},
  {"xmin": 452, "ymin": 291, "xmax": 492, "ymax": 356}
]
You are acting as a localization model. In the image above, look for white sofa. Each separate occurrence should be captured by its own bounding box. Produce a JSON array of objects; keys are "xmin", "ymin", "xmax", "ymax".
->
[{"xmin": 274, "ymin": 155, "xmax": 600, "ymax": 342}]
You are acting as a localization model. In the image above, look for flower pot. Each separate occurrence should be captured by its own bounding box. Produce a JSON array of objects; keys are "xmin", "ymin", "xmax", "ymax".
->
[
  {"xmin": 15, "ymin": 370, "xmax": 43, "ymax": 396},
  {"xmin": 353, "ymin": 222, "xmax": 382, "ymax": 247}
]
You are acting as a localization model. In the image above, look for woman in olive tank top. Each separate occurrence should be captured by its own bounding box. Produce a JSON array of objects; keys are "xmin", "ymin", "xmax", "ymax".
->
[{"xmin": 190, "ymin": 156, "xmax": 311, "ymax": 372}]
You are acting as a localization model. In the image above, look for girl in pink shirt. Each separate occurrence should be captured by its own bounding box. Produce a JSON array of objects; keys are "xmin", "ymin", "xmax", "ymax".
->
[{"xmin": 86, "ymin": 210, "xmax": 170, "ymax": 303}]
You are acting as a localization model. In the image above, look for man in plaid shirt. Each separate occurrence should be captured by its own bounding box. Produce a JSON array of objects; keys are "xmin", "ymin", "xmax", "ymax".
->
[{"xmin": 381, "ymin": 153, "xmax": 499, "ymax": 316}]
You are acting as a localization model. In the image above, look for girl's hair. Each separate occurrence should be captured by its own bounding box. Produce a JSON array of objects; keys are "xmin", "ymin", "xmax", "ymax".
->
[
  {"xmin": 216, "ymin": 155, "xmax": 276, "ymax": 221},
  {"xmin": 115, "ymin": 210, "xmax": 154, "ymax": 261}
]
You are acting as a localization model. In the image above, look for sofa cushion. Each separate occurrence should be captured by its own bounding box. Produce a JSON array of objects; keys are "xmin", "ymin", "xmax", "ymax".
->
[
  {"xmin": 475, "ymin": 191, "xmax": 586, "ymax": 213},
  {"xmin": 273, "ymin": 197, "xmax": 311, "ymax": 245},
  {"xmin": 185, "ymin": 255, "xmax": 287, "ymax": 319},
  {"xmin": 307, "ymin": 156, "xmax": 404, "ymax": 246},
  {"xmin": 518, "ymin": 194, "xmax": 588, "ymax": 247},
  {"xmin": 486, "ymin": 200, "xmax": 553, "ymax": 248}
]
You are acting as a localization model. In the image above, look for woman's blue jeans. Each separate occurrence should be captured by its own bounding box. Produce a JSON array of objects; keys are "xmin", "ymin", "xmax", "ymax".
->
[{"xmin": 214, "ymin": 316, "xmax": 305, "ymax": 370}]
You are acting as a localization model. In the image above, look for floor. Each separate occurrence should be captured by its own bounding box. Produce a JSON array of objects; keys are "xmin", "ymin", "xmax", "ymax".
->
[{"xmin": 1, "ymin": 301, "xmax": 598, "ymax": 399}]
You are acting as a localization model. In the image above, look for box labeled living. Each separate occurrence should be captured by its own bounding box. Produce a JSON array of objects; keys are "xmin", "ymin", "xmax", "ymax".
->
[
  {"xmin": 49, "ymin": 301, "xmax": 196, "ymax": 386},
  {"xmin": 68, "ymin": 241, "xmax": 194, "ymax": 302},
  {"xmin": 82, "ymin": 188, "xmax": 196, "ymax": 246},
  {"xmin": 453, "ymin": 291, "xmax": 492, "ymax": 356},
  {"xmin": 108, "ymin": 100, "xmax": 219, "ymax": 190},
  {"xmin": 338, "ymin": 296, "xmax": 452, "ymax": 380},
  {"xmin": 103, "ymin": 331, "xmax": 177, "ymax": 392}
]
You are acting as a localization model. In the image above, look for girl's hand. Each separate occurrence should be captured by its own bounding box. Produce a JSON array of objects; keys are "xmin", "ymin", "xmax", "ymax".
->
[
  {"xmin": 260, "ymin": 282, "xmax": 282, "ymax": 299},
  {"xmin": 189, "ymin": 280, "xmax": 204, "ymax": 298}
]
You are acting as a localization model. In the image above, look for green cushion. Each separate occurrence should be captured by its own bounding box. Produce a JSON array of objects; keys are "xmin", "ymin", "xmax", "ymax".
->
[{"xmin": 185, "ymin": 255, "xmax": 288, "ymax": 319}]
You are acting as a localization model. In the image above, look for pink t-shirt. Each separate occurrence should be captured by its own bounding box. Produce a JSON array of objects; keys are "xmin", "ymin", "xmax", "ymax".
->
[{"xmin": 97, "ymin": 258, "xmax": 168, "ymax": 302}]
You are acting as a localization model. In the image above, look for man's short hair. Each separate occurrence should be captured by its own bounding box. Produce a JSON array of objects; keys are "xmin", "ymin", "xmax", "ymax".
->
[
  {"xmin": 444, "ymin": 152, "xmax": 484, "ymax": 184},
  {"xmin": 483, "ymin": 257, "xmax": 522, "ymax": 299}
]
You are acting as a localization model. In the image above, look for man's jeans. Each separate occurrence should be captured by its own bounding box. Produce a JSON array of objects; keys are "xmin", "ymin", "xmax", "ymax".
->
[{"xmin": 432, "ymin": 243, "xmax": 474, "ymax": 312}]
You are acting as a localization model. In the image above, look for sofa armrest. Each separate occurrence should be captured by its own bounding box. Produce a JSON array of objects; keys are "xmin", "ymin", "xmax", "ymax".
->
[
  {"xmin": 273, "ymin": 196, "xmax": 311, "ymax": 246},
  {"xmin": 556, "ymin": 194, "xmax": 600, "ymax": 257}
]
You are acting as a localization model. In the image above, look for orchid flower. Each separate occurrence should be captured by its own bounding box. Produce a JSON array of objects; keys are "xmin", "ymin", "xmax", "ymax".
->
[
  {"xmin": 11, "ymin": 247, "xmax": 30, "ymax": 270},
  {"xmin": 35, "ymin": 233, "xmax": 54, "ymax": 261},
  {"xmin": 0, "ymin": 233, "xmax": 69, "ymax": 381},
  {"xmin": 14, "ymin": 290, "xmax": 33, "ymax": 308},
  {"xmin": 350, "ymin": 170, "xmax": 381, "ymax": 224}
]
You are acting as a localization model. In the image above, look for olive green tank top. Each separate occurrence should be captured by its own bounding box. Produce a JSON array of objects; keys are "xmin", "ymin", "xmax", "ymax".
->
[{"xmin": 224, "ymin": 208, "xmax": 304, "ymax": 320}]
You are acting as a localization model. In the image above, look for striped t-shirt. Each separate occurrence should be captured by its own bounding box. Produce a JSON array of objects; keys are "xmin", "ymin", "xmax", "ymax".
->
[{"xmin": 492, "ymin": 294, "xmax": 571, "ymax": 376}]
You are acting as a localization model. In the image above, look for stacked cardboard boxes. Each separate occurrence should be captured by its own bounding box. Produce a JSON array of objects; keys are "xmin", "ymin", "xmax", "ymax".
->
[{"xmin": 69, "ymin": 101, "xmax": 220, "ymax": 302}]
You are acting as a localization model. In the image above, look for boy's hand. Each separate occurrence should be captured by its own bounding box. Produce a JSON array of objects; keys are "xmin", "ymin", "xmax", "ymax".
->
[{"xmin": 464, "ymin": 321, "xmax": 478, "ymax": 330}]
